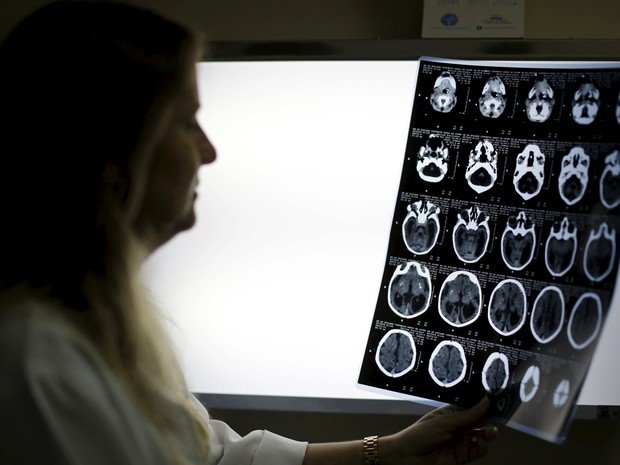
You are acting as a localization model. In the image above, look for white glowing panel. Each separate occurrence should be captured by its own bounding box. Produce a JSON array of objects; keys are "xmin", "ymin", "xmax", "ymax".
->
[{"xmin": 143, "ymin": 60, "xmax": 620, "ymax": 407}]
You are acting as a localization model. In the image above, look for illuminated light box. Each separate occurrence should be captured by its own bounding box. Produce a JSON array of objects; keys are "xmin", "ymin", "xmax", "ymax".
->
[{"xmin": 143, "ymin": 58, "xmax": 620, "ymax": 418}]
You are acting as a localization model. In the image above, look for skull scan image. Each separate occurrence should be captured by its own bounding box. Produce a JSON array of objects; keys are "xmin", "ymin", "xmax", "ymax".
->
[
  {"xmin": 430, "ymin": 71, "xmax": 457, "ymax": 113},
  {"xmin": 583, "ymin": 223, "xmax": 616, "ymax": 282},
  {"xmin": 567, "ymin": 292, "xmax": 602, "ymax": 350},
  {"xmin": 501, "ymin": 212, "xmax": 536, "ymax": 271},
  {"xmin": 438, "ymin": 271, "xmax": 482, "ymax": 327},
  {"xmin": 600, "ymin": 150, "xmax": 620, "ymax": 209},
  {"xmin": 482, "ymin": 352, "xmax": 509, "ymax": 395},
  {"xmin": 452, "ymin": 206, "xmax": 490, "ymax": 263},
  {"xmin": 387, "ymin": 261, "xmax": 432, "ymax": 318},
  {"xmin": 376, "ymin": 329, "xmax": 416, "ymax": 377},
  {"xmin": 416, "ymin": 134, "xmax": 449, "ymax": 183},
  {"xmin": 465, "ymin": 139, "xmax": 498, "ymax": 194},
  {"xmin": 525, "ymin": 76, "xmax": 555, "ymax": 123},
  {"xmin": 520, "ymin": 365, "xmax": 540, "ymax": 403},
  {"xmin": 530, "ymin": 286, "xmax": 565, "ymax": 344},
  {"xmin": 488, "ymin": 279, "xmax": 527, "ymax": 336},
  {"xmin": 402, "ymin": 200, "xmax": 440, "ymax": 255},
  {"xmin": 478, "ymin": 76, "xmax": 506, "ymax": 119},
  {"xmin": 571, "ymin": 77, "xmax": 601, "ymax": 125},
  {"xmin": 513, "ymin": 144, "xmax": 545, "ymax": 200},
  {"xmin": 429, "ymin": 340, "xmax": 466, "ymax": 388},
  {"xmin": 558, "ymin": 147, "xmax": 590, "ymax": 206},
  {"xmin": 554, "ymin": 379, "xmax": 571, "ymax": 408},
  {"xmin": 545, "ymin": 217, "xmax": 578, "ymax": 277}
]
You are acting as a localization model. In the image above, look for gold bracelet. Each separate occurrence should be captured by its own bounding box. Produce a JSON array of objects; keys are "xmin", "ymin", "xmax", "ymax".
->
[{"xmin": 363, "ymin": 435, "xmax": 379, "ymax": 465}]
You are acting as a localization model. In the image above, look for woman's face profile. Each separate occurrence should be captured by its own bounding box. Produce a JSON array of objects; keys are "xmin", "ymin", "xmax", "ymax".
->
[{"xmin": 135, "ymin": 64, "xmax": 216, "ymax": 249}]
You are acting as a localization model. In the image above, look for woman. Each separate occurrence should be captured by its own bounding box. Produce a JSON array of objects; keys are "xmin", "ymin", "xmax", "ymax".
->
[{"xmin": 0, "ymin": 1, "xmax": 497, "ymax": 464}]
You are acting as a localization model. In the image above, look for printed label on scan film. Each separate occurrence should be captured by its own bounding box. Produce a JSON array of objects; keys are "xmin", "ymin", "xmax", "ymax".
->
[{"xmin": 357, "ymin": 57, "xmax": 620, "ymax": 444}]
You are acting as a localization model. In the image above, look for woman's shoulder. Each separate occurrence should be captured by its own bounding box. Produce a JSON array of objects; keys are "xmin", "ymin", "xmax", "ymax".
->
[
  {"xmin": 0, "ymin": 296, "xmax": 112, "ymax": 405},
  {"xmin": 0, "ymin": 296, "xmax": 173, "ymax": 464},
  {"xmin": 0, "ymin": 296, "xmax": 95, "ymax": 369}
]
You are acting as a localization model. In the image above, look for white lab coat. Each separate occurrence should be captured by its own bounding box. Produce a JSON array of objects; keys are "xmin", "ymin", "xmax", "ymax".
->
[{"xmin": 0, "ymin": 298, "xmax": 307, "ymax": 465}]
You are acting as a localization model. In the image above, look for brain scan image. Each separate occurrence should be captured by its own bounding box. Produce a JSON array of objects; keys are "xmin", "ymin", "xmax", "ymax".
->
[
  {"xmin": 530, "ymin": 286, "xmax": 565, "ymax": 344},
  {"xmin": 567, "ymin": 292, "xmax": 602, "ymax": 350},
  {"xmin": 375, "ymin": 329, "xmax": 416, "ymax": 377},
  {"xmin": 553, "ymin": 379, "xmax": 571, "ymax": 408},
  {"xmin": 520, "ymin": 365, "xmax": 540, "ymax": 402},
  {"xmin": 438, "ymin": 271, "xmax": 482, "ymax": 327},
  {"xmin": 545, "ymin": 216, "xmax": 578, "ymax": 277},
  {"xmin": 416, "ymin": 134, "xmax": 449, "ymax": 183},
  {"xmin": 488, "ymin": 279, "xmax": 527, "ymax": 336},
  {"xmin": 478, "ymin": 76, "xmax": 506, "ymax": 119},
  {"xmin": 616, "ymin": 90, "xmax": 620, "ymax": 124},
  {"xmin": 402, "ymin": 200, "xmax": 440, "ymax": 255},
  {"xmin": 558, "ymin": 147, "xmax": 590, "ymax": 206},
  {"xmin": 600, "ymin": 149, "xmax": 620, "ymax": 209},
  {"xmin": 452, "ymin": 206, "xmax": 490, "ymax": 263},
  {"xmin": 513, "ymin": 144, "xmax": 545, "ymax": 200},
  {"xmin": 583, "ymin": 223, "xmax": 616, "ymax": 282},
  {"xmin": 525, "ymin": 75, "xmax": 555, "ymax": 123},
  {"xmin": 481, "ymin": 352, "xmax": 509, "ymax": 394},
  {"xmin": 571, "ymin": 77, "xmax": 601, "ymax": 125},
  {"xmin": 428, "ymin": 340, "xmax": 467, "ymax": 387},
  {"xmin": 466, "ymin": 139, "xmax": 498, "ymax": 194},
  {"xmin": 388, "ymin": 261, "xmax": 432, "ymax": 318},
  {"xmin": 430, "ymin": 71, "xmax": 457, "ymax": 113},
  {"xmin": 501, "ymin": 211, "xmax": 536, "ymax": 271}
]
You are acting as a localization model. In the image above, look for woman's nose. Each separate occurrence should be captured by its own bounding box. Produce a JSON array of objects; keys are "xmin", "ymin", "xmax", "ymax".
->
[{"xmin": 199, "ymin": 127, "xmax": 217, "ymax": 165}]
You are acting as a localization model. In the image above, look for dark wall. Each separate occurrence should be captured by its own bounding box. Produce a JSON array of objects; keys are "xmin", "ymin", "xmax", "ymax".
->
[
  {"xmin": 207, "ymin": 406, "xmax": 620, "ymax": 465},
  {"xmin": 3, "ymin": 0, "xmax": 620, "ymax": 43}
]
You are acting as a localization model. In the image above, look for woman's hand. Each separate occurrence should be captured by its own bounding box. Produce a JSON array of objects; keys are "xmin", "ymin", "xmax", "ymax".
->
[
  {"xmin": 379, "ymin": 397, "xmax": 498, "ymax": 465},
  {"xmin": 302, "ymin": 398, "xmax": 497, "ymax": 465}
]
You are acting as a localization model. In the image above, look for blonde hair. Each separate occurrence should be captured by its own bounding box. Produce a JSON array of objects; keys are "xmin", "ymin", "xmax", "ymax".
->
[
  {"xmin": 0, "ymin": 1, "xmax": 210, "ymax": 462},
  {"xmin": 82, "ymin": 233, "xmax": 211, "ymax": 463}
]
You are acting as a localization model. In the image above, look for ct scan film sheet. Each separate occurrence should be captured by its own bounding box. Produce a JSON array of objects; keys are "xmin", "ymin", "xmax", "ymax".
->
[{"xmin": 357, "ymin": 57, "xmax": 620, "ymax": 443}]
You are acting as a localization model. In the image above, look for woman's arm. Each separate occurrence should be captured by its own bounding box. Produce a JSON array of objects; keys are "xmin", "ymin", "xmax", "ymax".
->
[{"xmin": 302, "ymin": 398, "xmax": 497, "ymax": 465}]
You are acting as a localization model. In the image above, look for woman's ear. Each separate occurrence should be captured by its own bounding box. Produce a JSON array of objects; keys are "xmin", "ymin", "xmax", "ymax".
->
[{"xmin": 102, "ymin": 163, "xmax": 129, "ymax": 202}]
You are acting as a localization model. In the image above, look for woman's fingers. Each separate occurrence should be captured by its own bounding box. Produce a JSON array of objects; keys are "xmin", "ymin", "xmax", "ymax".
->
[{"xmin": 420, "ymin": 397, "xmax": 491, "ymax": 430}]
